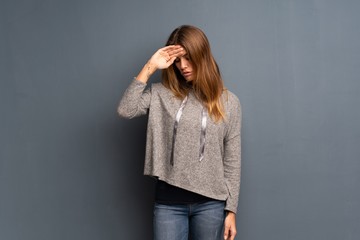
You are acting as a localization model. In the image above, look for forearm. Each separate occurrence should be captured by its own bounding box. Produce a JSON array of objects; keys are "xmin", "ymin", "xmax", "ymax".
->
[
  {"xmin": 118, "ymin": 45, "xmax": 184, "ymax": 117},
  {"xmin": 224, "ymin": 134, "xmax": 241, "ymax": 213},
  {"xmin": 136, "ymin": 61, "xmax": 157, "ymax": 83},
  {"xmin": 224, "ymin": 174, "xmax": 241, "ymax": 213}
]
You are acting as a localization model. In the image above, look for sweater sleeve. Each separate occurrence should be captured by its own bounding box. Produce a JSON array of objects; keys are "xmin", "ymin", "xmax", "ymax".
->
[
  {"xmin": 223, "ymin": 97, "xmax": 242, "ymax": 214},
  {"xmin": 117, "ymin": 78, "xmax": 151, "ymax": 119}
]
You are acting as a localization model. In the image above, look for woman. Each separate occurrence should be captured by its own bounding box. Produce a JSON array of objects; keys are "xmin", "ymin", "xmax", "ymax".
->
[{"xmin": 118, "ymin": 25, "xmax": 241, "ymax": 240}]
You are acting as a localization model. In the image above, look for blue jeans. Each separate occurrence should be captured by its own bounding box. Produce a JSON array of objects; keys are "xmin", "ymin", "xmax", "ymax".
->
[{"xmin": 153, "ymin": 200, "xmax": 226, "ymax": 240}]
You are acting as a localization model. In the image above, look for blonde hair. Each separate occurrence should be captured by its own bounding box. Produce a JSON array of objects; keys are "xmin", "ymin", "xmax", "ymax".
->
[{"xmin": 161, "ymin": 25, "xmax": 226, "ymax": 122}]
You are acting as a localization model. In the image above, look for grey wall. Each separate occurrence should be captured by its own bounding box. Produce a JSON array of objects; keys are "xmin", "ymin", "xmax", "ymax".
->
[{"xmin": 1, "ymin": 0, "xmax": 360, "ymax": 239}]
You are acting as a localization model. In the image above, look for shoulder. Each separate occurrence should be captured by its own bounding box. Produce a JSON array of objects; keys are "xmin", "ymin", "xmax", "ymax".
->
[
  {"xmin": 150, "ymin": 80, "xmax": 168, "ymax": 89},
  {"xmin": 221, "ymin": 89, "xmax": 241, "ymax": 110},
  {"xmin": 150, "ymin": 82, "xmax": 163, "ymax": 89},
  {"xmin": 148, "ymin": 81, "xmax": 176, "ymax": 102},
  {"xmin": 221, "ymin": 89, "xmax": 242, "ymax": 129},
  {"xmin": 150, "ymin": 81, "xmax": 170, "ymax": 94}
]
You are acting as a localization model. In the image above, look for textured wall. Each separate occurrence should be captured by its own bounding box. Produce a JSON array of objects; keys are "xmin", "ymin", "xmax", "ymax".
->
[{"xmin": 1, "ymin": 0, "xmax": 360, "ymax": 239}]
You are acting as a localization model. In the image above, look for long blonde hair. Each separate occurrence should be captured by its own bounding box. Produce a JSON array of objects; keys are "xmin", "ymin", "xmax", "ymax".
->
[{"xmin": 162, "ymin": 25, "xmax": 226, "ymax": 122}]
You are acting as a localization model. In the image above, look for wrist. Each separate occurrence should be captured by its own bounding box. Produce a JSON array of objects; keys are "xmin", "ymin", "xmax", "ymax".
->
[
  {"xmin": 145, "ymin": 61, "xmax": 157, "ymax": 75},
  {"xmin": 226, "ymin": 211, "xmax": 236, "ymax": 217},
  {"xmin": 136, "ymin": 61, "xmax": 157, "ymax": 83}
]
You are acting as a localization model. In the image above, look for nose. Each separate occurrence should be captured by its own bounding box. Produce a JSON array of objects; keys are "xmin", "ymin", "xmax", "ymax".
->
[{"xmin": 180, "ymin": 58, "xmax": 188, "ymax": 70}]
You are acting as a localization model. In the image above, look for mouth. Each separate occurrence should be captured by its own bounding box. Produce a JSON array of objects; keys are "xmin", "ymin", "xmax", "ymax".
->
[{"xmin": 182, "ymin": 72, "xmax": 192, "ymax": 78}]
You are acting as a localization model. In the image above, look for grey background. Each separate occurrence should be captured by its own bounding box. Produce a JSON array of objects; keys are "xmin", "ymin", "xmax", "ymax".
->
[{"xmin": 1, "ymin": 0, "xmax": 360, "ymax": 239}]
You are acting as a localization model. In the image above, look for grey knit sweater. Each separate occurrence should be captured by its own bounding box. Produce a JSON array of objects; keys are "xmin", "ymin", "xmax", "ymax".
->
[{"xmin": 118, "ymin": 79, "xmax": 242, "ymax": 213}]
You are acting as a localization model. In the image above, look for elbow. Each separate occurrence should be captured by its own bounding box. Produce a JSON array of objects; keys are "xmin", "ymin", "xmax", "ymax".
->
[
  {"xmin": 117, "ymin": 106, "xmax": 131, "ymax": 119},
  {"xmin": 117, "ymin": 109, "xmax": 132, "ymax": 119},
  {"xmin": 117, "ymin": 105, "xmax": 136, "ymax": 119}
]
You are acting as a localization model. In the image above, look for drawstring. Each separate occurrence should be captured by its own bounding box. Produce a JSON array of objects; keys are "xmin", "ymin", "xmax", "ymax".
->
[
  {"xmin": 170, "ymin": 96, "xmax": 207, "ymax": 166},
  {"xmin": 170, "ymin": 96, "xmax": 188, "ymax": 166},
  {"xmin": 199, "ymin": 107, "xmax": 207, "ymax": 161}
]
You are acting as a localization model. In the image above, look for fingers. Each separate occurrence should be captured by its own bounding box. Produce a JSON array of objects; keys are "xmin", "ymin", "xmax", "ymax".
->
[
  {"xmin": 168, "ymin": 46, "xmax": 185, "ymax": 58},
  {"xmin": 149, "ymin": 45, "xmax": 185, "ymax": 70},
  {"xmin": 224, "ymin": 227, "xmax": 236, "ymax": 240},
  {"xmin": 167, "ymin": 56, "xmax": 177, "ymax": 64},
  {"xmin": 158, "ymin": 51, "xmax": 170, "ymax": 62},
  {"xmin": 229, "ymin": 228, "xmax": 236, "ymax": 240},
  {"xmin": 161, "ymin": 45, "xmax": 182, "ymax": 52},
  {"xmin": 224, "ymin": 224, "xmax": 230, "ymax": 240},
  {"xmin": 231, "ymin": 228, "xmax": 237, "ymax": 240},
  {"xmin": 161, "ymin": 45, "xmax": 185, "ymax": 59},
  {"xmin": 223, "ymin": 213, "xmax": 237, "ymax": 240}
]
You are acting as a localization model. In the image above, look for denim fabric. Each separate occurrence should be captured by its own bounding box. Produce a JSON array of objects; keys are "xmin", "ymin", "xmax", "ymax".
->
[{"xmin": 153, "ymin": 200, "xmax": 226, "ymax": 240}]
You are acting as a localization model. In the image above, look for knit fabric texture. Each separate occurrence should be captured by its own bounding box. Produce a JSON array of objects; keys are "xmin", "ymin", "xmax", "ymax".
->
[{"xmin": 118, "ymin": 79, "xmax": 242, "ymax": 213}]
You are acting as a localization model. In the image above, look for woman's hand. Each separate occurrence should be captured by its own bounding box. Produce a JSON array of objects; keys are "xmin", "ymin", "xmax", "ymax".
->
[
  {"xmin": 148, "ymin": 45, "xmax": 185, "ymax": 70},
  {"xmin": 136, "ymin": 45, "xmax": 185, "ymax": 83},
  {"xmin": 224, "ymin": 211, "xmax": 237, "ymax": 240}
]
